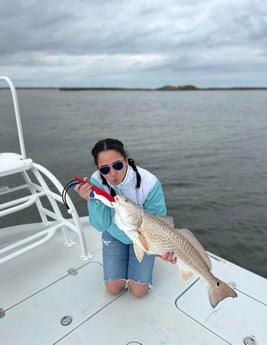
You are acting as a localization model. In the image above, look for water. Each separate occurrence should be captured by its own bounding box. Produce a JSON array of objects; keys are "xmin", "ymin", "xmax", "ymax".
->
[{"xmin": 1, "ymin": 89, "xmax": 267, "ymax": 277}]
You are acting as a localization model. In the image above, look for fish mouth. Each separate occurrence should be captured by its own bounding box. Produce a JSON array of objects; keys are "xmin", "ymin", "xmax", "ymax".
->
[
  {"xmin": 110, "ymin": 195, "xmax": 119, "ymax": 208},
  {"xmin": 110, "ymin": 194, "xmax": 126, "ymax": 208}
]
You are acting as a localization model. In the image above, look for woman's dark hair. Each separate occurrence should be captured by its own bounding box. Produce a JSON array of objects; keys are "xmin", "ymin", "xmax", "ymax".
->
[{"xmin": 91, "ymin": 138, "xmax": 141, "ymax": 196}]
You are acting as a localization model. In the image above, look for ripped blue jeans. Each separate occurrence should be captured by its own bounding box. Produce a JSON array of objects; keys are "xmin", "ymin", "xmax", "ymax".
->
[{"xmin": 102, "ymin": 231, "xmax": 155, "ymax": 284}]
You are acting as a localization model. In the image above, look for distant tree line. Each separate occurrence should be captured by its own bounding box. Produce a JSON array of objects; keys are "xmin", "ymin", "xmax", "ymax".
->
[{"xmin": 157, "ymin": 85, "xmax": 198, "ymax": 90}]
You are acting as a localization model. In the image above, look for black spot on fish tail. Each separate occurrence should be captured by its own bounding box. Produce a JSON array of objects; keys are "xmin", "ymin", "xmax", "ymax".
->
[{"xmin": 208, "ymin": 279, "xmax": 237, "ymax": 308}]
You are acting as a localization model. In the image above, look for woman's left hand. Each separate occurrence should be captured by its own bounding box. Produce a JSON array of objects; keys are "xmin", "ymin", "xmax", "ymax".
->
[{"xmin": 157, "ymin": 252, "xmax": 177, "ymax": 264}]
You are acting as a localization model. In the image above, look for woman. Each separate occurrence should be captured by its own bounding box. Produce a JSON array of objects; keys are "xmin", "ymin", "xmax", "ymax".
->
[{"xmin": 75, "ymin": 138, "xmax": 174, "ymax": 298}]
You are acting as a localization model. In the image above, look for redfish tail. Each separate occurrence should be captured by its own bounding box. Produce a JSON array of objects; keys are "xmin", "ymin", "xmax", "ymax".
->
[{"xmin": 208, "ymin": 279, "xmax": 238, "ymax": 308}]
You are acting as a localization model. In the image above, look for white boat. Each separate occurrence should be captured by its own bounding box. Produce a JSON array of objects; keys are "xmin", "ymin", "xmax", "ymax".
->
[{"xmin": 0, "ymin": 76, "xmax": 266, "ymax": 345}]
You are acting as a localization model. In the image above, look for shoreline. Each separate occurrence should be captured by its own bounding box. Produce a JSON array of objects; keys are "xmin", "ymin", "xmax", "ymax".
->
[
  {"xmin": 1, "ymin": 86, "xmax": 267, "ymax": 91},
  {"xmin": 58, "ymin": 86, "xmax": 267, "ymax": 91}
]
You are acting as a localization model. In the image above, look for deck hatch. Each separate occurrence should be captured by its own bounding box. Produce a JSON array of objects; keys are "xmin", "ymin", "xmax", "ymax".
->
[
  {"xmin": 175, "ymin": 279, "xmax": 266, "ymax": 345},
  {"xmin": 0, "ymin": 262, "xmax": 121, "ymax": 345}
]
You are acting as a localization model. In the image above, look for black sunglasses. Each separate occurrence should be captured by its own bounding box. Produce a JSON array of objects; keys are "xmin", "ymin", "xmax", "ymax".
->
[{"xmin": 99, "ymin": 160, "xmax": 124, "ymax": 175}]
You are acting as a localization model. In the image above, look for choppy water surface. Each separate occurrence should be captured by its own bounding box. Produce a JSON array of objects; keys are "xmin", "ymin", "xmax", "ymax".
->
[{"xmin": 1, "ymin": 89, "xmax": 266, "ymax": 277}]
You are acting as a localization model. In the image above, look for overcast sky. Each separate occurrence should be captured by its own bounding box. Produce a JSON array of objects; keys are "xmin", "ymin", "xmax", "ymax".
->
[{"xmin": 0, "ymin": 0, "xmax": 266, "ymax": 87}]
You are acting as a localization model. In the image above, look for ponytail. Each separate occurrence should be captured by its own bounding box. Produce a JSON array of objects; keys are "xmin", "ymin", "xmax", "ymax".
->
[{"xmin": 128, "ymin": 158, "xmax": 141, "ymax": 189}]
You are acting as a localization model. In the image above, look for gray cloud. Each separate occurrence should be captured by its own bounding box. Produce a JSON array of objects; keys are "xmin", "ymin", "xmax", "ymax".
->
[{"xmin": 0, "ymin": 0, "xmax": 266, "ymax": 87}]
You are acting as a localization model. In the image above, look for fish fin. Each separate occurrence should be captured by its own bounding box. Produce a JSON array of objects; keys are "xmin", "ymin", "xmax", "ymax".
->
[
  {"xmin": 156, "ymin": 215, "xmax": 175, "ymax": 228},
  {"xmin": 137, "ymin": 228, "xmax": 150, "ymax": 252},
  {"xmin": 133, "ymin": 243, "xmax": 145, "ymax": 263},
  {"xmin": 177, "ymin": 262, "xmax": 194, "ymax": 282},
  {"xmin": 179, "ymin": 267, "xmax": 194, "ymax": 283},
  {"xmin": 128, "ymin": 230, "xmax": 149, "ymax": 252},
  {"xmin": 132, "ymin": 231, "xmax": 149, "ymax": 262},
  {"xmin": 178, "ymin": 228, "xmax": 212, "ymax": 270},
  {"xmin": 208, "ymin": 277, "xmax": 238, "ymax": 308},
  {"xmin": 136, "ymin": 227, "xmax": 149, "ymax": 252}
]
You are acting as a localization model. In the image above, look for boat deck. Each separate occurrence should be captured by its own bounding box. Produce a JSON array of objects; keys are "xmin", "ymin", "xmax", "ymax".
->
[{"xmin": 0, "ymin": 218, "xmax": 266, "ymax": 345}]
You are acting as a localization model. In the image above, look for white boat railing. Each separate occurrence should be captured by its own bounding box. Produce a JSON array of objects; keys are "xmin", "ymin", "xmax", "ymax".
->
[
  {"xmin": 0, "ymin": 76, "xmax": 26, "ymax": 159},
  {"xmin": 0, "ymin": 76, "xmax": 92, "ymax": 264}
]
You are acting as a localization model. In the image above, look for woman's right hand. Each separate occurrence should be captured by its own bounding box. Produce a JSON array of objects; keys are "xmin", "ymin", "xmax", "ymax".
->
[{"xmin": 74, "ymin": 177, "xmax": 92, "ymax": 201}]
